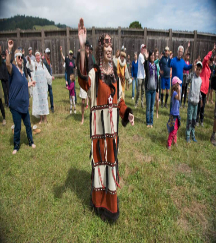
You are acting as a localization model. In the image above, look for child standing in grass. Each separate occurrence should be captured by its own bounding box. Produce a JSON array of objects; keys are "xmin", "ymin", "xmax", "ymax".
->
[
  {"xmin": 186, "ymin": 61, "xmax": 203, "ymax": 143},
  {"xmin": 167, "ymin": 76, "xmax": 182, "ymax": 149},
  {"xmin": 66, "ymin": 74, "xmax": 76, "ymax": 114}
]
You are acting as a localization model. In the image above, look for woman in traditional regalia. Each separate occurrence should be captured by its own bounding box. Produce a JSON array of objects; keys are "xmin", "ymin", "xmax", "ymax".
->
[{"xmin": 77, "ymin": 18, "xmax": 134, "ymax": 221}]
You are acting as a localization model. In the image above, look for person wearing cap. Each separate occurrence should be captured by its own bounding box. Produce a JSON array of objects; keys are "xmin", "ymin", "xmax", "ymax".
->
[
  {"xmin": 159, "ymin": 46, "xmax": 171, "ymax": 108},
  {"xmin": 135, "ymin": 44, "xmax": 147, "ymax": 108},
  {"xmin": 196, "ymin": 43, "xmax": 216, "ymax": 127},
  {"xmin": 5, "ymin": 40, "xmax": 36, "ymax": 154},
  {"xmin": 26, "ymin": 47, "xmax": 36, "ymax": 62},
  {"xmin": 60, "ymin": 47, "xmax": 76, "ymax": 86},
  {"xmin": 0, "ymin": 47, "xmax": 9, "ymax": 107},
  {"xmin": 167, "ymin": 76, "xmax": 182, "ymax": 149},
  {"xmin": 186, "ymin": 60, "xmax": 203, "ymax": 143},
  {"xmin": 181, "ymin": 42, "xmax": 191, "ymax": 108},
  {"xmin": 116, "ymin": 50, "xmax": 130, "ymax": 100},
  {"xmin": 43, "ymin": 48, "xmax": 55, "ymax": 113}
]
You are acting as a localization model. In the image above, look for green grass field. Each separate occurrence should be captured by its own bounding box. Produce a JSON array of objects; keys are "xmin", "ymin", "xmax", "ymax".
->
[{"xmin": 0, "ymin": 79, "xmax": 216, "ymax": 242}]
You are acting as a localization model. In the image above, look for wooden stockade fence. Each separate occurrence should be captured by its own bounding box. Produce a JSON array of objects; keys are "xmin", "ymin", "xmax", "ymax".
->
[{"xmin": 0, "ymin": 27, "xmax": 215, "ymax": 75}]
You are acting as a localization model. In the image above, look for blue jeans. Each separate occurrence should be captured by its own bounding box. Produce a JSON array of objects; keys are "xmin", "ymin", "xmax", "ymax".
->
[
  {"xmin": 48, "ymin": 84, "xmax": 54, "ymax": 109},
  {"xmin": 132, "ymin": 77, "xmax": 138, "ymax": 98},
  {"xmin": 186, "ymin": 102, "xmax": 198, "ymax": 139},
  {"xmin": 146, "ymin": 90, "xmax": 156, "ymax": 125},
  {"xmin": 10, "ymin": 108, "xmax": 33, "ymax": 150}
]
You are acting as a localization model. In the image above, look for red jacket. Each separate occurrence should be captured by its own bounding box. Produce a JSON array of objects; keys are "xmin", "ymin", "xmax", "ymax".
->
[{"xmin": 200, "ymin": 51, "xmax": 212, "ymax": 94}]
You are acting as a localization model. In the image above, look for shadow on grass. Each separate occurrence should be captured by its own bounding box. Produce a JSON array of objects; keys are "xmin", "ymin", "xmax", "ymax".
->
[
  {"xmin": 9, "ymin": 131, "xmax": 30, "ymax": 146},
  {"xmin": 148, "ymin": 131, "xmax": 166, "ymax": 146},
  {"xmin": 53, "ymin": 167, "xmax": 91, "ymax": 208}
]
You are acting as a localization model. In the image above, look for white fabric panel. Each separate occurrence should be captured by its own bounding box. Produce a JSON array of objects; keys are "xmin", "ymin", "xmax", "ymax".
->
[
  {"xmin": 93, "ymin": 165, "xmax": 117, "ymax": 191},
  {"xmin": 88, "ymin": 68, "xmax": 96, "ymax": 107},
  {"xmin": 92, "ymin": 107, "xmax": 117, "ymax": 136}
]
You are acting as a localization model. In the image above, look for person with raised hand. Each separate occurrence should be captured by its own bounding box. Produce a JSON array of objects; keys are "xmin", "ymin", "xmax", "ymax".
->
[
  {"xmin": 6, "ymin": 40, "xmax": 36, "ymax": 154},
  {"xmin": 196, "ymin": 43, "xmax": 216, "ymax": 127},
  {"xmin": 77, "ymin": 18, "xmax": 134, "ymax": 222}
]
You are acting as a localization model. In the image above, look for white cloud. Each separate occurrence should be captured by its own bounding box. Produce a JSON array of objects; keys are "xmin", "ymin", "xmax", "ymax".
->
[{"xmin": 0, "ymin": 0, "xmax": 215, "ymax": 33}]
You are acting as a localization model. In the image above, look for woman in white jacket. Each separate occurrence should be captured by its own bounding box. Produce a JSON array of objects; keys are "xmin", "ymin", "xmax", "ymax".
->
[{"xmin": 27, "ymin": 51, "xmax": 54, "ymax": 124}]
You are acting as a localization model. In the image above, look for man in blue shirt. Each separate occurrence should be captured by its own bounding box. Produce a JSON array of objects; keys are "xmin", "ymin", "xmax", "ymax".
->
[
  {"xmin": 168, "ymin": 45, "xmax": 193, "ymax": 106},
  {"xmin": 168, "ymin": 45, "xmax": 192, "ymax": 83}
]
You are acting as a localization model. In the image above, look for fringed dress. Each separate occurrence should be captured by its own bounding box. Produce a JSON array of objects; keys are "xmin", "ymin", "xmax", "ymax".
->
[{"xmin": 77, "ymin": 54, "xmax": 132, "ymax": 221}]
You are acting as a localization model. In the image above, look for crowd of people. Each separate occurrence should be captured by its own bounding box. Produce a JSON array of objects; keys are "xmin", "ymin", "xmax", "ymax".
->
[{"xmin": 0, "ymin": 17, "xmax": 216, "ymax": 222}]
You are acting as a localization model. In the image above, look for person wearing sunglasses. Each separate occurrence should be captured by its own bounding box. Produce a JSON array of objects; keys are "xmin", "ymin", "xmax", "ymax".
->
[{"xmin": 6, "ymin": 40, "xmax": 36, "ymax": 155}]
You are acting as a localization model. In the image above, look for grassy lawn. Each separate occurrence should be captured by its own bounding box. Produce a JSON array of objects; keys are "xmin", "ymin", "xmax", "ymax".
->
[{"xmin": 0, "ymin": 78, "xmax": 216, "ymax": 242}]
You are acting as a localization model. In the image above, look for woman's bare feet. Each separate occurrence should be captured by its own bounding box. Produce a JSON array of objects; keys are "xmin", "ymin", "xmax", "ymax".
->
[
  {"xmin": 81, "ymin": 119, "xmax": 84, "ymax": 125},
  {"xmin": 156, "ymin": 113, "xmax": 159, "ymax": 119},
  {"xmin": 12, "ymin": 149, "xmax": 17, "ymax": 155}
]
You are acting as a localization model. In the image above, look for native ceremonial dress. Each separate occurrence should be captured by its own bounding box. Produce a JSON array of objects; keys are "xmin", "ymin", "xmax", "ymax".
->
[
  {"xmin": 27, "ymin": 61, "xmax": 52, "ymax": 118},
  {"xmin": 77, "ymin": 52, "xmax": 132, "ymax": 221}
]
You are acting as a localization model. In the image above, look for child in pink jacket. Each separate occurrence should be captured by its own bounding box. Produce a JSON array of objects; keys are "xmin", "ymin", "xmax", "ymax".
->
[{"xmin": 66, "ymin": 74, "xmax": 76, "ymax": 114}]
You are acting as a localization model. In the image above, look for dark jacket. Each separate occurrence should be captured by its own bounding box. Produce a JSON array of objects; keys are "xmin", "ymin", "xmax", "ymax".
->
[
  {"xmin": 43, "ymin": 58, "xmax": 51, "ymax": 75},
  {"xmin": 0, "ymin": 56, "xmax": 9, "ymax": 80},
  {"xmin": 159, "ymin": 55, "xmax": 170, "ymax": 78},
  {"xmin": 144, "ymin": 60, "xmax": 158, "ymax": 92}
]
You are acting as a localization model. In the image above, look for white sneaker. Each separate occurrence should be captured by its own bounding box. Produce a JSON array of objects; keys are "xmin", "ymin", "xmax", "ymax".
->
[
  {"xmin": 70, "ymin": 109, "xmax": 72, "ymax": 114},
  {"xmin": 132, "ymin": 97, "xmax": 134, "ymax": 100},
  {"xmin": 2, "ymin": 119, "xmax": 6, "ymax": 126},
  {"xmin": 74, "ymin": 109, "xmax": 76, "ymax": 114}
]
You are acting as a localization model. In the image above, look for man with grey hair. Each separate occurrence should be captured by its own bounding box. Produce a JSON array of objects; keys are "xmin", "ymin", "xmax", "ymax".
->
[{"xmin": 168, "ymin": 45, "xmax": 193, "ymax": 106}]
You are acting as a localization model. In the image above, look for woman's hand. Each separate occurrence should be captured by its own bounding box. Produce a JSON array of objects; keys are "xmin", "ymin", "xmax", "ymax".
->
[
  {"xmin": 128, "ymin": 113, "xmax": 134, "ymax": 126},
  {"xmin": 28, "ymin": 81, "xmax": 36, "ymax": 87},
  {"xmin": 52, "ymin": 76, "xmax": 55, "ymax": 80},
  {"xmin": 78, "ymin": 18, "xmax": 86, "ymax": 49},
  {"xmin": 8, "ymin": 40, "xmax": 14, "ymax": 51}
]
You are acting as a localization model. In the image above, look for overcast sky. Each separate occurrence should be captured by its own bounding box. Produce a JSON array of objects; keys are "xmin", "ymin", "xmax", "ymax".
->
[{"xmin": 0, "ymin": 0, "xmax": 216, "ymax": 33}]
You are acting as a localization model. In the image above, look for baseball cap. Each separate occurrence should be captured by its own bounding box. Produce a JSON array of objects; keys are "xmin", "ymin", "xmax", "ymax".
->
[
  {"xmin": 69, "ymin": 50, "xmax": 73, "ymax": 54},
  {"xmin": 140, "ymin": 44, "xmax": 146, "ymax": 49},
  {"xmin": 28, "ymin": 47, "xmax": 32, "ymax": 51},
  {"xmin": 172, "ymin": 76, "xmax": 182, "ymax": 85},
  {"xmin": 45, "ymin": 48, "xmax": 50, "ymax": 53},
  {"xmin": 165, "ymin": 46, "xmax": 169, "ymax": 51},
  {"xmin": 196, "ymin": 61, "xmax": 203, "ymax": 68}
]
